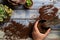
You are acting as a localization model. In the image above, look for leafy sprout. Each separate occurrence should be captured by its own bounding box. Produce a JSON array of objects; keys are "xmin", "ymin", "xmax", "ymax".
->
[
  {"xmin": 26, "ymin": 0, "xmax": 32, "ymax": 6},
  {"xmin": 0, "ymin": 4, "xmax": 13, "ymax": 22}
]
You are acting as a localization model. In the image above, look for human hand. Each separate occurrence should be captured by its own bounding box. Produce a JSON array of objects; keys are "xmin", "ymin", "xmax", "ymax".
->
[{"xmin": 32, "ymin": 20, "xmax": 51, "ymax": 40}]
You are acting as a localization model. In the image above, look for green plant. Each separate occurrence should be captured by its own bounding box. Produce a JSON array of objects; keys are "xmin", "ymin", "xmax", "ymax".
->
[
  {"xmin": 26, "ymin": 0, "xmax": 32, "ymax": 6},
  {"xmin": 0, "ymin": 4, "xmax": 13, "ymax": 22}
]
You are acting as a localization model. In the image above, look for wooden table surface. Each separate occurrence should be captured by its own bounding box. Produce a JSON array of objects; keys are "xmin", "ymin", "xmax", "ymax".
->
[{"xmin": 0, "ymin": 0, "xmax": 60, "ymax": 40}]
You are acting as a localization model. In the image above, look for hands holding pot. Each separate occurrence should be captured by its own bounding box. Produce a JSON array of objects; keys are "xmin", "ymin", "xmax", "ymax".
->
[{"xmin": 32, "ymin": 20, "xmax": 51, "ymax": 40}]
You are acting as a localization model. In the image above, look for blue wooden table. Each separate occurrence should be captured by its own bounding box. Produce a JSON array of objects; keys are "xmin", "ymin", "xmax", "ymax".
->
[{"xmin": 0, "ymin": 0, "xmax": 60, "ymax": 40}]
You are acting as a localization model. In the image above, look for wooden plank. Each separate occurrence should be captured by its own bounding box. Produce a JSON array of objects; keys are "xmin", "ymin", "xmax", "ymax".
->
[
  {"xmin": 45, "ymin": 30, "xmax": 60, "ymax": 40},
  {"xmin": 11, "ymin": 10, "xmax": 39, "ymax": 19}
]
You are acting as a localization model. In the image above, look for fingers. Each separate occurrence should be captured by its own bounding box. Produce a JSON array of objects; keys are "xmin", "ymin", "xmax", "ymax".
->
[
  {"xmin": 34, "ymin": 20, "xmax": 40, "ymax": 33},
  {"xmin": 45, "ymin": 28, "xmax": 51, "ymax": 36}
]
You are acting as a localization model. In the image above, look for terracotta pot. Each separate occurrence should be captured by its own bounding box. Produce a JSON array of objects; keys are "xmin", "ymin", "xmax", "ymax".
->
[
  {"xmin": 38, "ymin": 20, "xmax": 50, "ymax": 34},
  {"xmin": 8, "ymin": 0, "xmax": 26, "ymax": 6},
  {"xmin": 20, "ymin": 0, "xmax": 26, "ymax": 4},
  {"xmin": 8, "ymin": 0, "xmax": 20, "ymax": 6}
]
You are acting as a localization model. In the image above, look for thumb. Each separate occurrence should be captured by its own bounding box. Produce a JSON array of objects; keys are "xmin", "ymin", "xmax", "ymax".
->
[{"xmin": 34, "ymin": 20, "xmax": 40, "ymax": 33}]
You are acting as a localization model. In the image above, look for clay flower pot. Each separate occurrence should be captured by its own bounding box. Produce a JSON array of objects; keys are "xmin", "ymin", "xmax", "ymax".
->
[
  {"xmin": 8, "ymin": 0, "xmax": 26, "ymax": 6},
  {"xmin": 38, "ymin": 20, "xmax": 50, "ymax": 34},
  {"xmin": 8, "ymin": 0, "xmax": 19, "ymax": 6},
  {"xmin": 24, "ymin": 0, "xmax": 33, "ymax": 9},
  {"xmin": 20, "ymin": 0, "xmax": 26, "ymax": 4}
]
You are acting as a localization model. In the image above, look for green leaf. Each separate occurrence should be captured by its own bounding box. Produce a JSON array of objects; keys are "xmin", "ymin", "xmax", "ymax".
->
[{"xmin": 0, "ymin": 17, "xmax": 3, "ymax": 22}]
